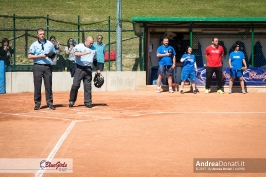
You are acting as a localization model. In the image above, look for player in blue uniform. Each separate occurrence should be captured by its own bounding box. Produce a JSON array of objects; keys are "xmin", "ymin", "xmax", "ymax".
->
[
  {"xmin": 156, "ymin": 38, "xmax": 176, "ymax": 93},
  {"xmin": 228, "ymin": 43, "xmax": 247, "ymax": 94},
  {"xmin": 180, "ymin": 46, "xmax": 198, "ymax": 94}
]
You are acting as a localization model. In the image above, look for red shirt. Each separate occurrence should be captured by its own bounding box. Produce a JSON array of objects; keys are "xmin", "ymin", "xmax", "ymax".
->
[{"xmin": 205, "ymin": 45, "xmax": 224, "ymax": 67}]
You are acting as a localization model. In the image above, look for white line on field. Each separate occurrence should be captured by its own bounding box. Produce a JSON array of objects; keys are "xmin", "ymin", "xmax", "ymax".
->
[
  {"xmin": 131, "ymin": 111, "xmax": 266, "ymax": 116},
  {"xmin": 0, "ymin": 112, "xmax": 114, "ymax": 121},
  {"xmin": 35, "ymin": 120, "xmax": 77, "ymax": 177}
]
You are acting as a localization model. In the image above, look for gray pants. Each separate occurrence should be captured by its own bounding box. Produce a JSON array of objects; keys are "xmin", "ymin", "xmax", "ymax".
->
[
  {"xmin": 33, "ymin": 64, "xmax": 53, "ymax": 105},
  {"xmin": 69, "ymin": 65, "xmax": 92, "ymax": 105}
]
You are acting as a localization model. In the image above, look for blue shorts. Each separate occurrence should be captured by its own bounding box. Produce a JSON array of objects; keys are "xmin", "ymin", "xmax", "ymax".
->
[
  {"xmin": 230, "ymin": 69, "xmax": 243, "ymax": 78},
  {"xmin": 181, "ymin": 70, "xmax": 196, "ymax": 82},
  {"xmin": 158, "ymin": 65, "xmax": 173, "ymax": 76}
]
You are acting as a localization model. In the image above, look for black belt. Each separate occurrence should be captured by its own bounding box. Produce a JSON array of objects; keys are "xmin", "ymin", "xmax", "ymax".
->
[
  {"xmin": 34, "ymin": 63, "xmax": 51, "ymax": 66},
  {"xmin": 77, "ymin": 64, "xmax": 91, "ymax": 69}
]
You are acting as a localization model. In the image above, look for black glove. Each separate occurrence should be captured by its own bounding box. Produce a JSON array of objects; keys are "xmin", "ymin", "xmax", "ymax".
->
[{"xmin": 46, "ymin": 52, "xmax": 56, "ymax": 59}]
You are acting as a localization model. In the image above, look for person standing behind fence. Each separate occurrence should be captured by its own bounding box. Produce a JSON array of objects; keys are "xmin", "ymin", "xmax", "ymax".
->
[
  {"xmin": 49, "ymin": 36, "xmax": 62, "ymax": 56},
  {"xmin": 49, "ymin": 36, "xmax": 62, "ymax": 66},
  {"xmin": 69, "ymin": 36, "xmax": 100, "ymax": 108},
  {"xmin": 156, "ymin": 37, "xmax": 176, "ymax": 93},
  {"xmin": 65, "ymin": 38, "xmax": 76, "ymax": 77},
  {"xmin": 93, "ymin": 35, "xmax": 106, "ymax": 71},
  {"xmin": 0, "ymin": 38, "xmax": 14, "ymax": 72},
  {"xmin": 228, "ymin": 43, "xmax": 247, "ymax": 94},
  {"xmin": 205, "ymin": 37, "xmax": 224, "ymax": 94},
  {"xmin": 180, "ymin": 46, "xmax": 198, "ymax": 94},
  {"xmin": 28, "ymin": 28, "xmax": 56, "ymax": 110}
]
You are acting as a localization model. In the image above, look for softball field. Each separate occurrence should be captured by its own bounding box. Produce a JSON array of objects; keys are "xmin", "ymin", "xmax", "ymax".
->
[{"xmin": 0, "ymin": 90, "xmax": 266, "ymax": 177}]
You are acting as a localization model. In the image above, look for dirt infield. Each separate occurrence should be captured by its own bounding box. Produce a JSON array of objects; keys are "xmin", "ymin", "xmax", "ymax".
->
[{"xmin": 0, "ymin": 90, "xmax": 266, "ymax": 177}]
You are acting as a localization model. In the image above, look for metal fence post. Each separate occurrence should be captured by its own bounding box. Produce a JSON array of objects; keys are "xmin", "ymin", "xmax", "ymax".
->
[
  {"xmin": 108, "ymin": 16, "xmax": 111, "ymax": 71},
  {"xmin": 190, "ymin": 23, "xmax": 193, "ymax": 47},
  {"xmin": 141, "ymin": 27, "xmax": 145, "ymax": 71},
  {"xmin": 13, "ymin": 14, "xmax": 16, "ymax": 71},
  {"xmin": 78, "ymin": 15, "xmax": 80, "ymax": 43},
  {"xmin": 251, "ymin": 24, "xmax": 254, "ymax": 67},
  {"xmin": 116, "ymin": 0, "xmax": 122, "ymax": 71},
  {"xmin": 46, "ymin": 15, "xmax": 49, "ymax": 39},
  {"xmin": 25, "ymin": 30, "xmax": 28, "ymax": 57}
]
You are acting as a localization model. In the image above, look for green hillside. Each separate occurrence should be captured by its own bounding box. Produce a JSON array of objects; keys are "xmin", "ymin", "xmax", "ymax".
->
[{"xmin": 2, "ymin": 0, "xmax": 265, "ymax": 20}]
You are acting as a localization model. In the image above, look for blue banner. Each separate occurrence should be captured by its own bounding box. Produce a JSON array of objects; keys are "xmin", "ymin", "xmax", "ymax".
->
[
  {"xmin": 0, "ymin": 60, "xmax": 5, "ymax": 94},
  {"xmin": 195, "ymin": 67, "xmax": 266, "ymax": 86}
]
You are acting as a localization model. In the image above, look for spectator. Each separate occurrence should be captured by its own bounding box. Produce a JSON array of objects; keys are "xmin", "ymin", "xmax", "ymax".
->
[
  {"xmin": 93, "ymin": 34, "xmax": 106, "ymax": 71},
  {"xmin": 65, "ymin": 38, "xmax": 76, "ymax": 77},
  {"xmin": 49, "ymin": 36, "xmax": 62, "ymax": 56},
  {"xmin": 0, "ymin": 38, "xmax": 14, "ymax": 72}
]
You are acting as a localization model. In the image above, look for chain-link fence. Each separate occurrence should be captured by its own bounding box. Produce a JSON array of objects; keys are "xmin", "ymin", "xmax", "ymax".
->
[
  {"xmin": 192, "ymin": 32, "xmax": 266, "ymax": 68},
  {"xmin": 0, "ymin": 15, "xmax": 141, "ymax": 72}
]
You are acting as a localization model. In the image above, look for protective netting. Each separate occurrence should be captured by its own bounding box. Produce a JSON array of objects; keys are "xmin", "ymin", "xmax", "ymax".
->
[{"xmin": 0, "ymin": 15, "xmax": 140, "ymax": 72}]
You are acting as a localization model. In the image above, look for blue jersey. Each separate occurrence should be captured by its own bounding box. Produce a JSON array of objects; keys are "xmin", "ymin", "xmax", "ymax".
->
[
  {"xmin": 181, "ymin": 53, "xmax": 196, "ymax": 72},
  {"xmin": 93, "ymin": 42, "xmax": 106, "ymax": 63},
  {"xmin": 74, "ymin": 43, "xmax": 97, "ymax": 66},
  {"xmin": 28, "ymin": 40, "xmax": 55, "ymax": 64},
  {"xmin": 229, "ymin": 51, "xmax": 245, "ymax": 70},
  {"xmin": 156, "ymin": 45, "xmax": 176, "ymax": 66}
]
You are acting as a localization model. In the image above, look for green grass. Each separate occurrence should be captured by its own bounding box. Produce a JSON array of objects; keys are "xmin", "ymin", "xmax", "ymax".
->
[
  {"xmin": 2, "ymin": 0, "xmax": 265, "ymax": 19},
  {"xmin": 1, "ymin": 0, "xmax": 265, "ymax": 70}
]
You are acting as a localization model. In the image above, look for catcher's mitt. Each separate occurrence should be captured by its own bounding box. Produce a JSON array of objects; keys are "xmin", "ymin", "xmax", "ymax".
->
[
  {"xmin": 46, "ymin": 52, "xmax": 56, "ymax": 59},
  {"xmin": 93, "ymin": 73, "xmax": 104, "ymax": 88}
]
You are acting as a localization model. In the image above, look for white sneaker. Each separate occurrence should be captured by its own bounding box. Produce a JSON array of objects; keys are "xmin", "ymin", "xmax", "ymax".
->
[
  {"xmin": 228, "ymin": 89, "xmax": 232, "ymax": 94},
  {"xmin": 169, "ymin": 89, "xmax": 174, "ymax": 93},
  {"xmin": 242, "ymin": 90, "xmax": 246, "ymax": 94},
  {"xmin": 156, "ymin": 88, "xmax": 160, "ymax": 93}
]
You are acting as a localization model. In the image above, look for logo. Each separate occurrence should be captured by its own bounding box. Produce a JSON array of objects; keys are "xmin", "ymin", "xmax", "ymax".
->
[
  {"xmin": 242, "ymin": 69, "xmax": 251, "ymax": 82},
  {"xmin": 40, "ymin": 160, "xmax": 47, "ymax": 170},
  {"xmin": 199, "ymin": 69, "xmax": 206, "ymax": 82},
  {"xmin": 40, "ymin": 160, "xmax": 68, "ymax": 171}
]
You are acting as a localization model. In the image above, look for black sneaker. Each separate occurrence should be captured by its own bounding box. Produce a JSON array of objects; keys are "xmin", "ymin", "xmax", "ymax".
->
[
  {"xmin": 48, "ymin": 104, "xmax": 56, "ymax": 110},
  {"xmin": 193, "ymin": 90, "xmax": 197, "ymax": 94},
  {"xmin": 34, "ymin": 102, "xmax": 41, "ymax": 110},
  {"xmin": 180, "ymin": 90, "xmax": 184, "ymax": 94},
  {"xmin": 85, "ymin": 104, "xmax": 92, "ymax": 108},
  {"xmin": 69, "ymin": 101, "xmax": 74, "ymax": 107}
]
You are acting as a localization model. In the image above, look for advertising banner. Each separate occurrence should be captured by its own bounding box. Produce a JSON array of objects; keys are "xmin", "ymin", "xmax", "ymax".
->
[{"xmin": 195, "ymin": 67, "xmax": 266, "ymax": 86}]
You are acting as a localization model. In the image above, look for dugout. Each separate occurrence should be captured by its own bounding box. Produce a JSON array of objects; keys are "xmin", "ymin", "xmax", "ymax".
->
[{"xmin": 132, "ymin": 17, "xmax": 266, "ymax": 85}]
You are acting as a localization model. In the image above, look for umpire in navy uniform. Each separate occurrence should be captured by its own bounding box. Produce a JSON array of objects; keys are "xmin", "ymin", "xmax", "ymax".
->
[
  {"xmin": 28, "ymin": 28, "xmax": 56, "ymax": 110},
  {"xmin": 69, "ymin": 36, "xmax": 100, "ymax": 108}
]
